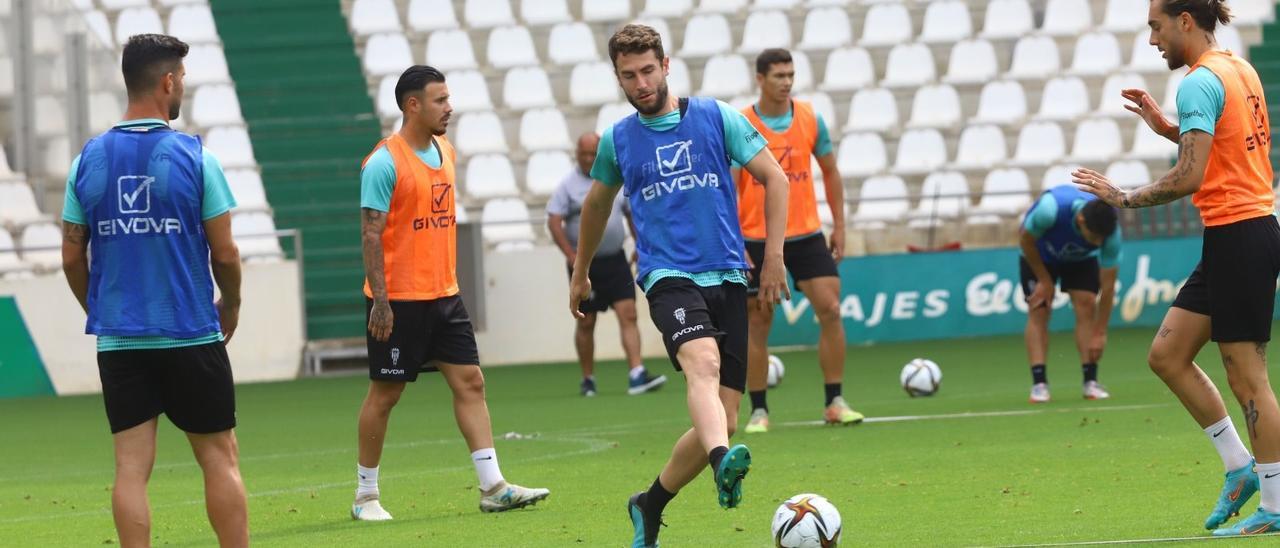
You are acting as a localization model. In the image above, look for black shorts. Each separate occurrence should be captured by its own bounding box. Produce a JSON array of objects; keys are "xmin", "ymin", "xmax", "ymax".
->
[
  {"xmin": 646, "ymin": 277, "xmax": 747, "ymax": 392},
  {"xmin": 1172, "ymin": 215, "xmax": 1280, "ymax": 342},
  {"xmin": 366, "ymin": 295, "xmax": 480, "ymax": 382},
  {"xmin": 745, "ymin": 233, "xmax": 839, "ymax": 295},
  {"xmin": 1019, "ymin": 256, "xmax": 1101, "ymax": 296},
  {"xmin": 98, "ymin": 342, "xmax": 235, "ymax": 435},
  {"xmin": 568, "ymin": 251, "xmax": 636, "ymax": 314}
]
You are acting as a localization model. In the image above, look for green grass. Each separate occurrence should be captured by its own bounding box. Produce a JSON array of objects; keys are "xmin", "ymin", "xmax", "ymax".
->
[{"xmin": 3, "ymin": 327, "xmax": 1280, "ymax": 546}]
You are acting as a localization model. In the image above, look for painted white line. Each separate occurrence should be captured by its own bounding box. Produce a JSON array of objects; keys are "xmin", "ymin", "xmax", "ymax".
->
[
  {"xmin": 983, "ymin": 531, "xmax": 1280, "ymax": 546},
  {"xmin": 777, "ymin": 403, "xmax": 1172, "ymax": 428}
]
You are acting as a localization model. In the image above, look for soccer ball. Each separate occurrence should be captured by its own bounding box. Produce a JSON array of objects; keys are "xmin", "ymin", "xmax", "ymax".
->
[
  {"xmin": 900, "ymin": 358, "xmax": 942, "ymax": 397},
  {"xmin": 767, "ymin": 354, "xmax": 785, "ymax": 388},
  {"xmin": 771, "ymin": 493, "xmax": 842, "ymax": 547}
]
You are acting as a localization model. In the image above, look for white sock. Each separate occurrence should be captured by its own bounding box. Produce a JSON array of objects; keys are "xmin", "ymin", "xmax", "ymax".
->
[
  {"xmin": 356, "ymin": 464, "xmax": 379, "ymax": 499},
  {"xmin": 629, "ymin": 366, "xmax": 645, "ymax": 380},
  {"xmin": 472, "ymin": 448, "xmax": 505, "ymax": 492},
  {"xmin": 1204, "ymin": 416, "xmax": 1252, "ymax": 472},
  {"xmin": 1257, "ymin": 462, "xmax": 1280, "ymax": 513}
]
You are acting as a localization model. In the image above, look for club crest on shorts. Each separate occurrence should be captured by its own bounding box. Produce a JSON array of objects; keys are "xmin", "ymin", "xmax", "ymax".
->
[
  {"xmin": 390, "ymin": 348, "xmax": 400, "ymax": 366},
  {"xmin": 674, "ymin": 307, "xmax": 686, "ymax": 325}
]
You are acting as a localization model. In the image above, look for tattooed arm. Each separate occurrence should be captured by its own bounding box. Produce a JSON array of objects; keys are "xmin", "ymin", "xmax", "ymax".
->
[
  {"xmin": 362, "ymin": 208, "xmax": 393, "ymax": 342},
  {"xmin": 61, "ymin": 222, "xmax": 90, "ymax": 313},
  {"xmin": 1072, "ymin": 130, "xmax": 1213, "ymax": 209}
]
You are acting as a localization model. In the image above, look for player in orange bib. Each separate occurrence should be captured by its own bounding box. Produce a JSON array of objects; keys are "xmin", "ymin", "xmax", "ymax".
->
[
  {"xmin": 734, "ymin": 49, "xmax": 863, "ymax": 433},
  {"xmin": 351, "ymin": 66, "xmax": 548, "ymax": 521},
  {"xmin": 1073, "ymin": 0, "xmax": 1280, "ymax": 536}
]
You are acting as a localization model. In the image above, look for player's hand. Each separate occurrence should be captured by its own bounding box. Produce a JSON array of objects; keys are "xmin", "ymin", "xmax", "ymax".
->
[
  {"xmin": 569, "ymin": 272, "xmax": 592, "ymax": 319},
  {"xmin": 563, "ymin": 250, "xmax": 576, "ymax": 268},
  {"xmin": 368, "ymin": 299, "xmax": 394, "ymax": 342},
  {"xmin": 1072, "ymin": 168, "xmax": 1127, "ymax": 208},
  {"xmin": 743, "ymin": 248, "xmax": 756, "ymax": 282},
  {"xmin": 1088, "ymin": 331, "xmax": 1107, "ymax": 363},
  {"xmin": 216, "ymin": 298, "xmax": 240, "ymax": 345},
  {"xmin": 829, "ymin": 230, "xmax": 845, "ymax": 261},
  {"xmin": 1026, "ymin": 280, "xmax": 1054, "ymax": 310},
  {"xmin": 756, "ymin": 254, "xmax": 791, "ymax": 312},
  {"xmin": 1121, "ymin": 88, "xmax": 1176, "ymax": 137}
]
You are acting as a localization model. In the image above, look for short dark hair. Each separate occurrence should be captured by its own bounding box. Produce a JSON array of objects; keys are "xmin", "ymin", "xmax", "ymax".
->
[
  {"xmin": 1160, "ymin": 0, "xmax": 1232, "ymax": 32},
  {"xmin": 395, "ymin": 65, "xmax": 446, "ymax": 110},
  {"xmin": 755, "ymin": 48, "xmax": 793, "ymax": 75},
  {"xmin": 121, "ymin": 34, "xmax": 189, "ymax": 96},
  {"xmin": 1081, "ymin": 200, "xmax": 1119, "ymax": 238},
  {"xmin": 608, "ymin": 24, "xmax": 664, "ymax": 66}
]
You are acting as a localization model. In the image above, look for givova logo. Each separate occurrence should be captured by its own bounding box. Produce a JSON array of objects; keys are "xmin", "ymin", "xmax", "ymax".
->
[
  {"xmin": 118, "ymin": 176, "xmax": 153, "ymax": 213},
  {"xmin": 640, "ymin": 140, "xmax": 721, "ymax": 201},
  {"xmin": 98, "ymin": 175, "xmax": 182, "ymax": 236}
]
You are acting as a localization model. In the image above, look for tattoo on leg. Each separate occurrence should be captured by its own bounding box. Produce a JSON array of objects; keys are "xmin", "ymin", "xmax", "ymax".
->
[
  {"xmin": 1223, "ymin": 353, "xmax": 1233, "ymax": 368},
  {"xmin": 1256, "ymin": 342, "xmax": 1267, "ymax": 361},
  {"xmin": 1245, "ymin": 400, "xmax": 1260, "ymax": 440},
  {"xmin": 1158, "ymin": 326, "xmax": 1172, "ymax": 338}
]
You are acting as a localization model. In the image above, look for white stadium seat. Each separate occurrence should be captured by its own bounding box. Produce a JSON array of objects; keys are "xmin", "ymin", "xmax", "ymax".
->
[
  {"xmin": 548, "ymin": 22, "xmax": 599, "ymax": 65},
  {"xmin": 82, "ymin": 10, "xmax": 114, "ymax": 48},
  {"xmin": 185, "ymin": 45, "xmax": 231, "ymax": 86},
  {"xmin": 882, "ymin": 43, "xmax": 935, "ymax": 88},
  {"xmin": 115, "ymin": 7, "xmax": 163, "ymax": 46},
  {"xmin": 1012, "ymin": 122, "xmax": 1066, "ymax": 167},
  {"xmin": 680, "ymin": 14, "xmax": 732, "ymax": 57},
  {"xmin": 699, "ymin": 0, "xmax": 747, "ymax": 13},
  {"xmin": 1041, "ymin": 164, "xmax": 1081, "ymax": 191},
  {"xmin": 837, "ymin": 132, "xmax": 887, "ymax": 177},
  {"xmin": 1096, "ymin": 73, "xmax": 1147, "ymax": 118},
  {"xmin": 89, "ymin": 92, "xmax": 123, "ymax": 132},
  {"xmin": 699, "ymin": 54, "xmax": 751, "ymax": 98},
  {"xmin": 972, "ymin": 80, "xmax": 1027, "ymax": 126},
  {"xmin": 226, "ymin": 169, "xmax": 268, "ymax": 210},
  {"xmin": 465, "ymin": 0, "xmax": 515, "ymax": 29},
  {"xmin": 521, "ymin": 0, "xmax": 572, "ymax": 25},
  {"xmin": 1163, "ymin": 68, "xmax": 1188, "ymax": 114},
  {"xmin": 1130, "ymin": 119, "xmax": 1179, "ymax": 160},
  {"xmin": 526, "ymin": 151, "xmax": 574, "ymax": 197},
  {"xmin": 596, "ymin": 102, "xmax": 636, "ymax": 134},
  {"xmin": 944, "ymin": 39, "xmax": 998, "ymax": 84},
  {"xmin": 584, "ymin": 0, "xmax": 632, "ymax": 21},
  {"xmin": 851, "ymin": 175, "xmax": 909, "ymax": 228},
  {"xmin": 1070, "ymin": 118, "xmax": 1123, "ymax": 162},
  {"xmin": 18, "ymin": 222, "xmax": 62, "ymax": 270},
  {"xmin": 951, "ymin": 125, "xmax": 1007, "ymax": 170},
  {"xmin": 350, "ymin": 0, "xmax": 402, "ymax": 35},
  {"xmin": 789, "ymin": 51, "xmax": 815, "ymax": 92},
  {"xmin": 0, "ymin": 228, "xmax": 30, "ymax": 276},
  {"xmin": 445, "ymin": 70, "xmax": 495, "ymax": 113},
  {"xmin": 102, "ymin": 0, "xmax": 150, "ymax": 8},
  {"xmin": 453, "ymin": 112, "xmax": 508, "ymax": 155},
  {"xmin": 570, "ymin": 62, "xmax": 621, "ymax": 106},
  {"xmin": 376, "ymin": 75, "xmax": 400, "ymax": 119},
  {"xmin": 363, "ymin": 33, "xmax": 413, "ymax": 76},
  {"xmin": 798, "ymin": 7, "xmax": 852, "ymax": 51},
  {"xmin": 487, "ymin": 26, "xmax": 539, "ymax": 69},
  {"xmin": 231, "ymin": 212, "xmax": 283, "ymax": 259},
  {"xmin": 1007, "ymin": 35, "xmax": 1060, "ymax": 79},
  {"xmin": 1036, "ymin": 77, "xmax": 1090, "ymax": 121},
  {"xmin": 1102, "ymin": 0, "xmax": 1147, "ymax": 32},
  {"xmin": 1233, "ymin": 0, "xmax": 1276, "ymax": 25},
  {"xmin": 820, "ymin": 47, "xmax": 873, "ymax": 91},
  {"xmin": 907, "ymin": 84, "xmax": 961, "ymax": 129},
  {"xmin": 893, "ymin": 129, "xmax": 947, "ymax": 175},
  {"xmin": 739, "ymin": 10, "xmax": 791, "ymax": 54},
  {"xmin": 909, "ymin": 171, "xmax": 969, "ymax": 226},
  {"xmin": 920, "ymin": 0, "xmax": 971, "ymax": 44},
  {"xmin": 642, "ymin": 0, "xmax": 693, "ymax": 18},
  {"xmin": 1129, "ymin": 32, "xmax": 1167, "ymax": 73},
  {"xmin": 968, "ymin": 168, "xmax": 1032, "ymax": 222},
  {"xmin": 204, "ymin": 126, "xmax": 257, "ymax": 169},
  {"xmin": 1069, "ymin": 32, "xmax": 1122, "ymax": 76},
  {"xmin": 1219, "ymin": 25, "xmax": 1244, "ymax": 55},
  {"xmin": 753, "ymin": 0, "xmax": 798, "ymax": 9},
  {"xmin": 844, "ymin": 88, "xmax": 897, "ymax": 133},
  {"xmin": 519, "ymin": 108, "xmax": 572, "ymax": 151},
  {"xmin": 426, "ymin": 29, "xmax": 478, "ymax": 71},
  {"xmin": 167, "ymin": 4, "xmax": 219, "ymax": 44},
  {"xmin": 860, "ymin": 3, "xmax": 912, "ymax": 47},
  {"xmin": 980, "ymin": 0, "xmax": 1034, "ymax": 39},
  {"xmin": 0, "ymin": 182, "xmax": 44, "ymax": 225},
  {"xmin": 1106, "ymin": 160, "xmax": 1152, "ymax": 189},
  {"xmin": 409, "ymin": 0, "xmax": 460, "ymax": 32},
  {"xmin": 35, "ymin": 96, "xmax": 67, "ymax": 138},
  {"xmin": 503, "ymin": 67, "xmax": 555, "ymax": 110},
  {"xmin": 1042, "ymin": 0, "xmax": 1093, "ymax": 36},
  {"xmin": 481, "ymin": 198, "xmax": 536, "ymax": 246},
  {"xmin": 464, "ymin": 155, "xmax": 519, "ymax": 199},
  {"xmin": 191, "ymin": 84, "xmax": 243, "ymax": 127},
  {"xmin": 632, "ymin": 18, "xmax": 673, "ymax": 53},
  {"xmin": 667, "ymin": 58, "xmax": 692, "ymax": 97}
]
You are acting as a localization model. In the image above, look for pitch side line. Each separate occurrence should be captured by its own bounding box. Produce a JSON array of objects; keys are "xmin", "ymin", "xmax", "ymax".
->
[
  {"xmin": 777, "ymin": 403, "xmax": 1172, "ymax": 427},
  {"xmin": 984, "ymin": 531, "xmax": 1280, "ymax": 546}
]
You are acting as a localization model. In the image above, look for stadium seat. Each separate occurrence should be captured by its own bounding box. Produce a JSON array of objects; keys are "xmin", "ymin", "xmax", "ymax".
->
[
  {"xmin": 837, "ymin": 132, "xmax": 887, "ymax": 177},
  {"xmin": 943, "ymin": 39, "xmax": 998, "ymax": 84},
  {"xmin": 503, "ymin": 67, "xmax": 555, "ymax": 111},
  {"xmin": 185, "ymin": 45, "xmax": 231, "ymax": 86},
  {"xmin": 1070, "ymin": 118, "xmax": 1123, "ymax": 162},
  {"xmin": 971, "ymin": 81, "xmax": 1028, "ymax": 126},
  {"xmin": 41, "ymin": 138, "xmax": 71, "ymax": 180},
  {"xmin": 596, "ymin": 102, "xmax": 636, "ymax": 134},
  {"xmin": 0, "ymin": 182, "xmax": 44, "ymax": 226},
  {"xmin": 1106, "ymin": 160, "xmax": 1152, "ymax": 189},
  {"xmin": 1163, "ymin": 68, "xmax": 1187, "ymax": 113},
  {"xmin": 798, "ymin": 7, "xmax": 852, "ymax": 51},
  {"xmin": 364, "ymin": 33, "xmax": 414, "ymax": 76},
  {"xmin": 907, "ymin": 84, "xmax": 961, "ymax": 129},
  {"xmin": 226, "ymin": 169, "xmax": 268, "ymax": 211},
  {"xmin": 548, "ymin": 22, "xmax": 599, "ymax": 65},
  {"xmin": 1036, "ymin": 77, "xmax": 1090, "ymax": 121},
  {"xmin": 156, "ymin": 0, "xmax": 205, "ymax": 5},
  {"xmin": 667, "ymin": 57, "xmax": 692, "ymax": 97},
  {"xmin": 89, "ymin": 91, "xmax": 122, "ymax": 131},
  {"xmin": 570, "ymin": 62, "xmax": 621, "ymax": 106},
  {"xmin": 968, "ymin": 168, "xmax": 1032, "ymax": 222},
  {"xmin": 1041, "ymin": 164, "xmax": 1080, "ymax": 190},
  {"xmin": 753, "ymin": 0, "xmax": 799, "ymax": 9},
  {"xmin": 951, "ymin": 125, "xmax": 1007, "ymax": 170},
  {"xmin": 1102, "ymin": 0, "xmax": 1147, "ymax": 32},
  {"xmin": 444, "ymin": 70, "xmax": 494, "ymax": 113},
  {"xmin": 408, "ymin": 0, "xmax": 460, "ymax": 32},
  {"xmin": 632, "ymin": 17, "xmax": 673, "ymax": 53},
  {"xmin": 464, "ymin": 155, "xmax": 519, "ymax": 199},
  {"xmin": 101, "ymin": 0, "xmax": 150, "ymax": 8},
  {"xmin": 1041, "ymin": 0, "xmax": 1093, "ymax": 36},
  {"xmin": 642, "ymin": 0, "xmax": 693, "ymax": 18},
  {"xmin": 980, "ymin": 0, "xmax": 1034, "ymax": 39},
  {"xmin": 584, "ymin": 0, "xmax": 632, "ymax": 21},
  {"xmin": 909, "ymin": 171, "xmax": 969, "ymax": 226},
  {"xmin": 425, "ymin": 29, "xmax": 478, "ymax": 71},
  {"xmin": 1129, "ymin": 32, "xmax": 1167, "ymax": 73},
  {"xmin": 1233, "ymin": 0, "xmax": 1276, "ymax": 25},
  {"xmin": 920, "ymin": 0, "xmax": 971, "ymax": 44},
  {"xmin": 349, "ymin": 0, "xmax": 402, "ymax": 35},
  {"xmin": 882, "ymin": 44, "xmax": 935, "ymax": 88},
  {"xmin": 893, "ymin": 129, "xmax": 947, "ymax": 175},
  {"xmin": 680, "ymin": 14, "xmax": 732, "ymax": 57},
  {"xmin": 1006, "ymin": 35, "xmax": 1060, "ymax": 79},
  {"xmin": 526, "ymin": 151, "xmax": 574, "ymax": 197},
  {"xmin": 0, "ymin": 147, "xmax": 13, "ymax": 178},
  {"xmin": 35, "ymin": 96, "xmax": 66, "ymax": 138},
  {"xmin": 1096, "ymin": 73, "xmax": 1147, "ymax": 117},
  {"xmin": 699, "ymin": 54, "xmax": 751, "ymax": 98},
  {"xmin": 115, "ymin": 7, "xmax": 163, "ymax": 46},
  {"xmin": 487, "ymin": 26, "xmax": 538, "ymax": 69},
  {"xmin": 481, "ymin": 198, "xmax": 536, "ymax": 246},
  {"xmin": 191, "ymin": 84, "xmax": 243, "ymax": 127},
  {"xmin": 795, "ymin": 92, "xmax": 836, "ymax": 132},
  {"xmin": 1012, "ymin": 122, "xmax": 1066, "ymax": 167},
  {"xmin": 82, "ymin": 10, "xmax": 114, "ymax": 48},
  {"xmin": 788, "ymin": 51, "xmax": 814, "ymax": 92},
  {"xmin": 519, "ymin": 108, "xmax": 572, "ymax": 151},
  {"xmin": 1130, "ymin": 119, "xmax": 1178, "ymax": 160},
  {"xmin": 231, "ymin": 212, "xmax": 283, "ymax": 259},
  {"xmin": 819, "ymin": 47, "xmax": 873, "ymax": 91},
  {"xmin": 1069, "ymin": 32, "xmax": 1122, "ymax": 76},
  {"xmin": 860, "ymin": 3, "xmax": 912, "ymax": 47},
  {"xmin": 18, "ymin": 222, "xmax": 61, "ymax": 270},
  {"xmin": 0, "ymin": 228, "xmax": 30, "ymax": 277},
  {"xmin": 465, "ymin": 0, "xmax": 515, "ymax": 28},
  {"xmin": 521, "ymin": 0, "xmax": 571, "ymax": 25},
  {"xmin": 1219, "ymin": 24, "xmax": 1244, "ymax": 54},
  {"xmin": 739, "ymin": 10, "xmax": 791, "ymax": 54},
  {"xmin": 454, "ymin": 112, "xmax": 508, "ymax": 155},
  {"xmin": 700, "ymin": 0, "xmax": 748, "ymax": 13},
  {"xmin": 844, "ymin": 88, "xmax": 897, "ymax": 133},
  {"xmin": 851, "ymin": 175, "xmax": 909, "ymax": 228},
  {"xmin": 375, "ymin": 75, "xmax": 400, "ymax": 118},
  {"xmin": 204, "ymin": 126, "xmax": 257, "ymax": 169},
  {"xmin": 167, "ymin": 4, "xmax": 218, "ymax": 44}
]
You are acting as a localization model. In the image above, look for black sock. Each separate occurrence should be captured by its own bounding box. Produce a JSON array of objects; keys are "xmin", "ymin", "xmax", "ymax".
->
[
  {"xmin": 824, "ymin": 383, "xmax": 842, "ymax": 406},
  {"xmin": 1082, "ymin": 362, "xmax": 1098, "ymax": 383},
  {"xmin": 709, "ymin": 446, "xmax": 729, "ymax": 471},
  {"xmin": 641, "ymin": 476, "xmax": 677, "ymax": 517},
  {"xmin": 749, "ymin": 390, "xmax": 768, "ymax": 412},
  {"xmin": 1031, "ymin": 364, "xmax": 1047, "ymax": 385}
]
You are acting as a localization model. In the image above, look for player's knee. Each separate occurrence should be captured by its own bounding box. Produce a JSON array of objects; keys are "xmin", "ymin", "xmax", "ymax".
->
[
  {"xmin": 813, "ymin": 298, "xmax": 841, "ymax": 325},
  {"xmin": 576, "ymin": 314, "xmax": 597, "ymax": 333},
  {"xmin": 369, "ymin": 383, "xmax": 406, "ymax": 410},
  {"xmin": 1225, "ymin": 367, "xmax": 1270, "ymax": 400},
  {"xmin": 1146, "ymin": 344, "xmax": 1182, "ymax": 378},
  {"xmin": 681, "ymin": 349, "xmax": 721, "ymax": 384},
  {"xmin": 748, "ymin": 304, "xmax": 773, "ymax": 329},
  {"xmin": 453, "ymin": 367, "xmax": 487, "ymax": 398}
]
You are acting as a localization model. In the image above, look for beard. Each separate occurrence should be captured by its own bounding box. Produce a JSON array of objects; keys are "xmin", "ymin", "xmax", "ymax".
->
[
  {"xmin": 627, "ymin": 81, "xmax": 669, "ymax": 116},
  {"xmin": 168, "ymin": 99, "xmax": 181, "ymax": 121}
]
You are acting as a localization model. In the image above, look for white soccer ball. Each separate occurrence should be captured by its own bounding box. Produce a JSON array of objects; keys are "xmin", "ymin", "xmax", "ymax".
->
[
  {"xmin": 900, "ymin": 358, "xmax": 942, "ymax": 397},
  {"xmin": 767, "ymin": 354, "xmax": 785, "ymax": 388},
  {"xmin": 771, "ymin": 493, "xmax": 842, "ymax": 548}
]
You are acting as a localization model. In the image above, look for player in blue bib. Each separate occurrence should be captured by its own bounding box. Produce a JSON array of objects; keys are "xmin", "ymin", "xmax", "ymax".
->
[
  {"xmin": 568, "ymin": 24, "xmax": 792, "ymax": 548},
  {"xmin": 1019, "ymin": 185, "xmax": 1122, "ymax": 404}
]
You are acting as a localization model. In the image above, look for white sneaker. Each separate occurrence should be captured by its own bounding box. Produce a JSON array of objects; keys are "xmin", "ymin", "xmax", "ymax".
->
[
  {"xmin": 1029, "ymin": 382, "xmax": 1050, "ymax": 404},
  {"xmin": 351, "ymin": 494, "xmax": 393, "ymax": 521},
  {"xmin": 479, "ymin": 481, "xmax": 551, "ymax": 513},
  {"xmin": 1083, "ymin": 380, "xmax": 1110, "ymax": 400}
]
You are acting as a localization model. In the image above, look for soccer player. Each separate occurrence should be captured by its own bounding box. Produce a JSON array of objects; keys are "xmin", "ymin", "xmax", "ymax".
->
[
  {"xmin": 568, "ymin": 25, "xmax": 791, "ymax": 547},
  {"xmin": 547, "ymin": 131, "xmax": 667, "ymax": 397},
  {"xmin": 1019, "ymin": 185, "xmax": 1121, "ymax": 404},
  {"xmin": 1073, "ymin": 0, "xmax": 1280, "ymax": 536},
  {"xmin": 352, "ymin": 65, "xmax": 549, "ymax": 521},
  {"xmin": 60, "ymin": 34, "xmax": 248, "ymax": 547},
  {"xmin": 734, "ymin": 48, "xmax": 863, "ymax": 434}
]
